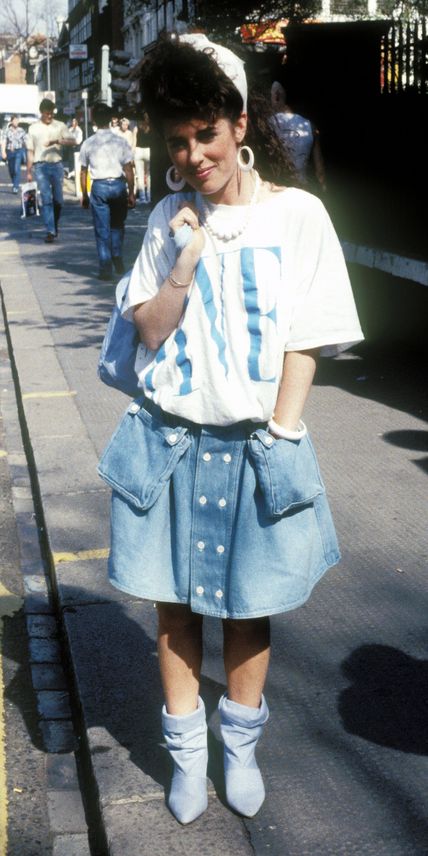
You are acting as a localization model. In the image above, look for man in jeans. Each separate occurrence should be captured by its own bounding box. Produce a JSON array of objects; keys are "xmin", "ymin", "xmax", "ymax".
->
[
  {"xmin": 79, "ymin": 102, "xmax": 135, "ymax": 281},
  {"xmin": 25, "ymin": 99, "xmax": 75, "ymax": 243},
  {"xmin": 1, "ymin": 116, "xmax": 26, "ymax": 193}
]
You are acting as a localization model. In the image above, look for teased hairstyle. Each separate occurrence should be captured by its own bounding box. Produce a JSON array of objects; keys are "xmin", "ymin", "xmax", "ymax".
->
[
  {"xmin": 39, "ymin": 98, "xmax": 56, "ymax": 113},
  {"xmin": 139, "ymin": 40, "xmax": 296, "ymax": 186},
  {"xmin": 92, "ymin": 101, "xmax": 113, "ymax": 127},
  {"xmin": 140, "ymin": 41, "xmax": 243, "ymax": 132}
]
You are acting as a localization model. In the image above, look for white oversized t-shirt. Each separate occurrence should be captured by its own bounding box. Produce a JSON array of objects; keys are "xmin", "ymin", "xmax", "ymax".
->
[{"xmin": 122, "ymin": 188, "xmax": 363, "ymax": 426}]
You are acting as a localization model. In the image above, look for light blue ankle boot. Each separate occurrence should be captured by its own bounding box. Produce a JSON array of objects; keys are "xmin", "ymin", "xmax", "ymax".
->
[
  {"xmin": 219, "ymin": 693, "xmax": 269, "ymax": 817},
  {"xmin": 162, "ymin": 697, "xmax": 208, "ymax": 824}
]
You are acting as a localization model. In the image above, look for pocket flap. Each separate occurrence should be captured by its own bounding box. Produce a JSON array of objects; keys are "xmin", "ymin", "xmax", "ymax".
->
[
  {"xmin": 98, "ymin": 402, "xmax": 191, "ymax": 510},
  {"xmin": 248, "ymin": 429, "xmax": 324, "ymax": 517}
]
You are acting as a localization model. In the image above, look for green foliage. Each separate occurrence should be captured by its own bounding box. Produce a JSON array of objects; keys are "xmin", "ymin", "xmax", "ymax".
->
[{"xmin": 194, "ymin": 0, "xmax": 322, "ymax": 43}]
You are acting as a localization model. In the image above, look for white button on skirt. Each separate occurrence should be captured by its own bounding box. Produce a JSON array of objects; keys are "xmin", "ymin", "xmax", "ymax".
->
[{"xmin": 99, "ymin": 400, "xmax": 340, "ymax": 619}]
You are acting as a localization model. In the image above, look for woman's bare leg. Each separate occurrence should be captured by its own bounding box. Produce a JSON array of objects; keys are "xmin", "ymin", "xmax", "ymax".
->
[
  {"xmin": 222, "ymin": 617, "xmax": 271, "ymax": 707},
  {"xmin": 157, "ymin": 603, "xmax": 203, "ymax": 715}
]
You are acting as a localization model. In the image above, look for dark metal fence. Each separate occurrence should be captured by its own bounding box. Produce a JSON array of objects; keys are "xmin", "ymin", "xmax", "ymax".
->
[{"xmin": 381, "ymin": 17, "xmax": 428, "ymax": 93}]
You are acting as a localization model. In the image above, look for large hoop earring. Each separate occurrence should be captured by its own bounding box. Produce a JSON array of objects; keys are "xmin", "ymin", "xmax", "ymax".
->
[
  {"xmin": 237, "ymin": 145, "xmax": 255, "ymax": 172},
  {"xmin": 166, "ymin": 166, "xmax": 186, "ymax": 192}
]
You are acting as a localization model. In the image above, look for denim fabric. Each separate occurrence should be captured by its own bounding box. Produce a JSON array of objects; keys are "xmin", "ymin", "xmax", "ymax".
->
[
  {"xmin": 98, "ymin": 399, "xmax": 340, "ymax": 619},
  {"xmin": 89, "ymin": 178, "xmax": 128, "ymax": 274},
  {"xmin": 7, "ymin": 149, "xmax": 24, "ymax": 190},
  {"xmin": 33, "ymin": 162, "xmax": 64, "ymax": 235}
]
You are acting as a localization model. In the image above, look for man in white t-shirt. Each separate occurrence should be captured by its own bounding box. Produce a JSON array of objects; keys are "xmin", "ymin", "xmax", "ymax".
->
[
  {"xmin": 25, "ymin": 98, "xmax": 75, "ymax": 243},
  {"xmin": 79, "ymin": 102, "xmax": 135, "ymax": 281}
]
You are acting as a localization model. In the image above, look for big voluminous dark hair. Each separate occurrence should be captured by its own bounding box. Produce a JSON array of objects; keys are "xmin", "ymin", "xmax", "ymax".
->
[{"xmin": 139, "ymin": 39, "xmax": 296, "ymax": 186}]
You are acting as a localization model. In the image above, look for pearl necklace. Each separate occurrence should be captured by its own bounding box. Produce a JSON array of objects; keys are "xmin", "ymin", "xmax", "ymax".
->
[{"xmin": 200, "ymin": 171, "xmax": 261, "ymax": 242}]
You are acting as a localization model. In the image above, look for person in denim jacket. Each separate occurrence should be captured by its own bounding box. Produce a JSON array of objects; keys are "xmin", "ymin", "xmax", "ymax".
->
[{"xmin": 98, "ymin": 36, "xmax": 363, "ymax": 825}]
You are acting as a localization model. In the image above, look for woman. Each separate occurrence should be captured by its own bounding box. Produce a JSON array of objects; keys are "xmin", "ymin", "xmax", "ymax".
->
[
  {"xmin": 133, "ymin": 112, "xmax": 152, "ymax": 203},
  {"xmin": 98, "ymin": 35, "xmax": 363, "ymax": 825},
  {"xmin": 271, "ymin": 80, "xmax": 327, "ymax": 193},
  {"xmin": 119, "ymin": 116, "xmax": 135, "ymax": 149},
  {"xmin": 65, "ymin": 116, "xmax": 83, "ymax": 177},
  {"xmin": 1, "ymin": 115, "xmax": 26, "ymax": 193}
]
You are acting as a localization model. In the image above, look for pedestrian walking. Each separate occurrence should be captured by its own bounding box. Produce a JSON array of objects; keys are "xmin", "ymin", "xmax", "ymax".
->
[
  {"xmin": 271, "ymin": 80, "xmax": 327, "ymax": 193},
  {"xmin": 1, "ymin": 116, "xmax": 26, "ymax": 193},
  {"xmin": 25, "ymin": 98, "xmax": 75, "ymax": 243},
  {"xmin": 66, "ymin": 117, "xmax": 83, "ymax": 178},
  {"xmin": 119, "ymin": 117, "xmax": 135, "ymax": 150},
  {"xmin": 98, "ymin": 35, "xmax": 363, "ymax": 825},
  {"xmin": 110, "ymin": 115, "xmax": 121, "ymax": 134},
  {"xmin": 79, "ymin": 102, "xmax": 135, "ymax": 281},
  {"xmin": 133, "ymin": 112, "xmax": 152, "ymax": 203}
]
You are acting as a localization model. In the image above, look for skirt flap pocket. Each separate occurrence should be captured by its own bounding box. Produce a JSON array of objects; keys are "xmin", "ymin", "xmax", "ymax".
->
[
  {"xmin": 98, "ymin": 401, "xmax": 191, "ymax": 510},
  {"xmin": 248, "ymin": 429, "xmax": 324, "ymax": 517}
]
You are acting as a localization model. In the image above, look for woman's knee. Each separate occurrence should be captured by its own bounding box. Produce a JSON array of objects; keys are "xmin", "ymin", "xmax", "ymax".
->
[
  {"xmin": 223, "ymin": 616, "xmax": 270, "ymax": 641},
  {"xmin": 157, "ymin": 602, "xmax": 203, "ymax": 633}
]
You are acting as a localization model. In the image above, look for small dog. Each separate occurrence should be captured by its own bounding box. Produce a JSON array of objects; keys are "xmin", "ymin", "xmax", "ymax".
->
[{"xmin": 21, "ymin": 181, "xmax": 40, "ymax": 218}]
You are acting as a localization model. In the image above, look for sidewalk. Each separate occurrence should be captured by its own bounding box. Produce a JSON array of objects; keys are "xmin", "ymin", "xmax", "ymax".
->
[{"xmin": 1, "ymin": 173, "xmax": 428, "ymax": 855}]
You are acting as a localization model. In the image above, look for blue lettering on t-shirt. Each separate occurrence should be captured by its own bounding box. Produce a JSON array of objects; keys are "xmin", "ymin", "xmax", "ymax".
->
[
  {"xmin": 144, "ymin": 342, "xmax": 166, "ymax": 393},
  {"xmin": 143, "ymin": 246, "xmax": 281, "ymax": 397},
  {"xmin": 241, "ymin": 247, "xmax": 280, "ymax": 382},
  {"xmin": 145, "ymin": 332, "xmax": 193, "ymax": 397},
  {"xmin": 195, "ymin": 258, "xmax": 228, "ymax": 377},
  {"xmin": 174, "ymin": 328, "xmax": 193, "ymax": 395}
]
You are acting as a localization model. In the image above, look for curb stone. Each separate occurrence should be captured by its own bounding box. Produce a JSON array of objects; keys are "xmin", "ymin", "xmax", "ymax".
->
[{"xmin": 0, "ymin": 296, "xmax": 91, "ymax": 854}]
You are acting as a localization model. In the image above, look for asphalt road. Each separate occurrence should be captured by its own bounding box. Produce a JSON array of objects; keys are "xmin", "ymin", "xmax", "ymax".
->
[{"xmin": 0, "ymin": 164, "xmax": 427, "ymax": 855}]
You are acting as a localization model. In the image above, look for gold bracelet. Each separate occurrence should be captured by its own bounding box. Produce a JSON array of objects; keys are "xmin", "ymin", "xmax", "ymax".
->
[{"xmin": 168, "ymin": 271, "xmax": 193, "ymax": 288}]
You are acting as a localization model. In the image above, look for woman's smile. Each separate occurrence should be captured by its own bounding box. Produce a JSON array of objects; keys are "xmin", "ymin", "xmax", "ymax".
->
[{"xmin": 164, "ymin": 115, "xmax": 248, "ymax": 204}]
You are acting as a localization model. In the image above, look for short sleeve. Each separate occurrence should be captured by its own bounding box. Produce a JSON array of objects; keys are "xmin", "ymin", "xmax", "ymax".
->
[
  {"xmin": 58, "ymin": 123, "xmax": 73, "ymax": 142},
  {"xmin": 121, "ymin": 140, "xmax": 133, "ymax": 164},
  {"xmin": 121, "ymin": 198, "xmax": 177, "ymax": 319},
  {"xmin": 285, "ymin": 196, "xmax": 364, "ymax": 357},
  {"xmin": 25, "ymin": 129, "xmax": 34, "ymax": 151},
  {"xmin": 79, "ymin": 141, "xmax": 88, "ymax": 167}
]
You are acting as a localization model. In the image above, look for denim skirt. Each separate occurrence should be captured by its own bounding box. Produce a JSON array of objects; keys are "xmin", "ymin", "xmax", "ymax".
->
[{"xmin": 98, "ymin": 397, "xmax": 340, "ymax": 619}]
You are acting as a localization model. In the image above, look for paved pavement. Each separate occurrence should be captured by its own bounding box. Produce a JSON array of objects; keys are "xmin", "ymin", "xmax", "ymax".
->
[{"xmin": 0, "ymin": 168, "xmax": 428, "ymax": 855}]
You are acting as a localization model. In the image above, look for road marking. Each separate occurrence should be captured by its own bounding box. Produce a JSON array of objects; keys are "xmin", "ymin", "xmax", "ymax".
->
[
  {"xmin": 22, "ymin": 391, "xmax": 77, "ymax": 400},
  {"xmin": 53, "ymin": 548, "xmax": 110, "ymax": 563},
  {"xmin": 0, "ymin": 451, "xmax": 7, "ymax": 459},
  {"xmin": 0, "ymin": 582, "xmax": 24, "ymax": 856}
]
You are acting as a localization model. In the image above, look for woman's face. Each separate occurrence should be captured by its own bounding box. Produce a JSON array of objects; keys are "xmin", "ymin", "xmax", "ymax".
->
[
  {"xmin": 120, "ymin": 119, "xmax": 129, "ymax": 130},
  {"xmin": 164, "ymin": 114, "xmax": 247, "ymax": 204}
]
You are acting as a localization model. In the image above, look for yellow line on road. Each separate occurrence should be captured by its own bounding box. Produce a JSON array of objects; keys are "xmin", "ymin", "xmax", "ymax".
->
[
  {"xmin": 53, "ymin": 548, "xmax": 110, "ymax": 564},
  {"xmin": 0, "ymin": 582, "xmax": 24, "ymax": 856},
  {"xmin": 22, "ymin": 391, "xmax": 77, "ymax": 400}
]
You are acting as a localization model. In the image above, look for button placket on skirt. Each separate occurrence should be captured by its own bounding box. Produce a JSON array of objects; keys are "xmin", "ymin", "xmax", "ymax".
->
[{"xmin": 190, "ymin": 430, "xmax": 241, "ymax": 615}]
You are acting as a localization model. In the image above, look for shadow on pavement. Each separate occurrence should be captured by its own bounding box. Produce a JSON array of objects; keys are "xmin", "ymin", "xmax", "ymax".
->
[{"xmin": 339, "ymin": 644, "xmax": 428, "ymax": 755}]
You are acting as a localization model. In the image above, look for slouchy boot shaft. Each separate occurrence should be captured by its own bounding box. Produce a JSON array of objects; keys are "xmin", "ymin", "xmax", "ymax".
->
[
  {"xmin": 219, "ymin": 693, "xmax": 269, "ymax": 817},
  {"xmin": 162, "ymin": 697, "xmax": 208, "ymax": 824}
]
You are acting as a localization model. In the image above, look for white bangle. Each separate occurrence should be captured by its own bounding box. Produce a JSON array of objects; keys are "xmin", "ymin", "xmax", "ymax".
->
[{"xmin": 267, "ymin": 418, "xmax": 307, "ymax": 441}]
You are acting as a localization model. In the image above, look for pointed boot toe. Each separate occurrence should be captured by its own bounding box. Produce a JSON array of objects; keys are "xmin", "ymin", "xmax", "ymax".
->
[
  {"xmin": 162, "ymin": 697, "xmax": 208, "ymax": 825},
  {"xmin": 168, "ymin": 769, "xmax": 208, "ymax": 824},
  {"xmin": 219, "ymin": 693, "xmax": 269, "ymax": 817}
]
